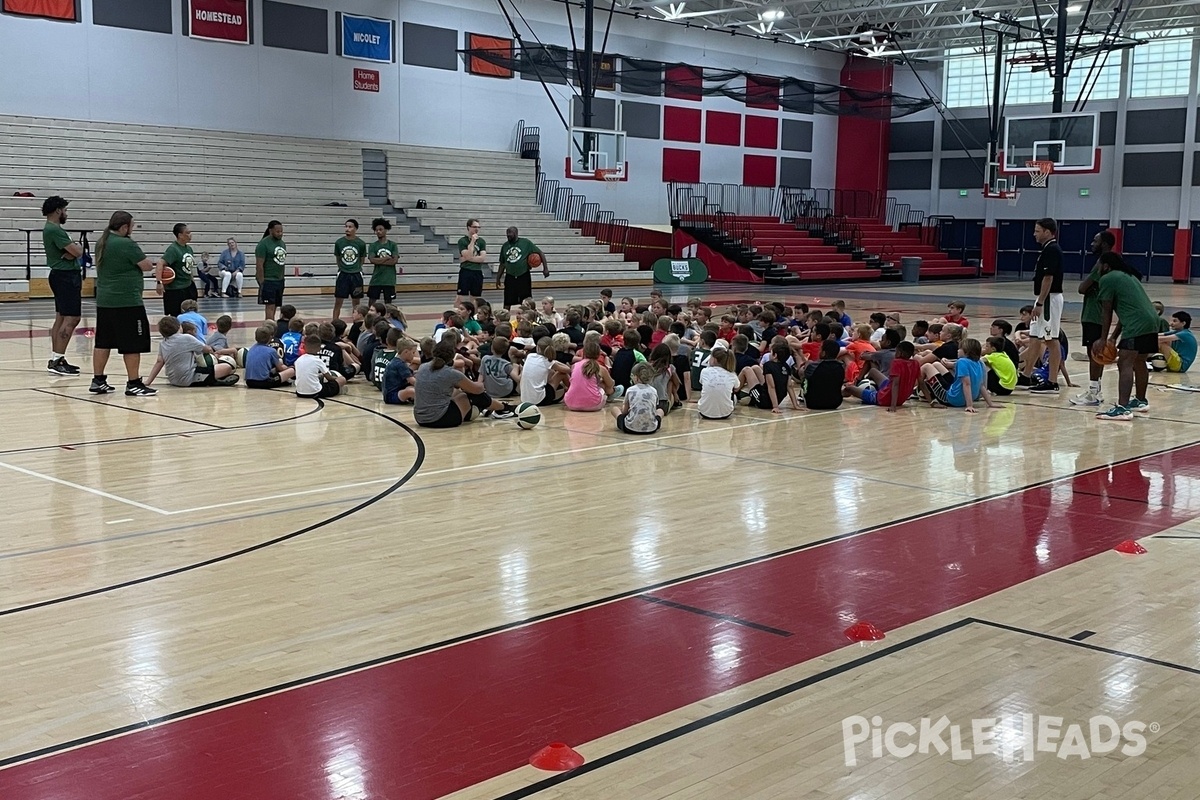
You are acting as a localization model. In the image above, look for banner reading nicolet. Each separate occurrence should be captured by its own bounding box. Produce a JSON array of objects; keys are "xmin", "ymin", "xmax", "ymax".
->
[
  {"xmin": 189, "ymin": 0, "xmax": 249, "ymax": 44},
  {"xmin": 340, "ymin": 13, "xmax": 394, "ymax": 63}
]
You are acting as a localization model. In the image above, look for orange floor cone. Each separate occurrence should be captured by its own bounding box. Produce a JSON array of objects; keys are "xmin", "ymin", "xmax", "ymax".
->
[
  {"xmin": 1114, "ymin": 540, "xmax": 1147, "ymax": 555},
  {"xmin": 845, "ymin": 621, "xmax": 885, "ymax": 641},
  {"xmin": 529, "ymin": 742, "xmax": 585, "ymax": 771}
]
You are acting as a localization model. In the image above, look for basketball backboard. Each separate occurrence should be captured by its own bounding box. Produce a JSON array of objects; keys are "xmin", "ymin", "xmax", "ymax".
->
[
  {"xmin": 999, "ymin": 112, "xmax": 1100, "ymax": 176},
  {"xmin": 565, "ymin": 127, "xmax": 627, "ymax": 181}
]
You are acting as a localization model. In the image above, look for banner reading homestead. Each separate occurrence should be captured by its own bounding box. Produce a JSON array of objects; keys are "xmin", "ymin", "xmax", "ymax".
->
[{"xmin": 189, "ymin": 0, "xmax": 249, "ymax": 44}]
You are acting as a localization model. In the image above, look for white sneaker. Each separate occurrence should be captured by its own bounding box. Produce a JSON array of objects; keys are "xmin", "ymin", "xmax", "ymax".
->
[{"xmin": 1069, "ymin": 389, "xmax": 1102, "ymax": 407}]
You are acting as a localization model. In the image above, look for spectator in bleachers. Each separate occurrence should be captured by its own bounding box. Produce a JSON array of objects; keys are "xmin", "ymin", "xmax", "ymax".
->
[
  {"xmin": 218, "ymin": 237, "xmax": 245, "ymax": 298},
  {"xmin": 198, "ymin": 252, "xmax": 221, "ymax": 298},
  {"xmin": 156, "ymin": 223, "xmax": 198, "ymax": 317},
  {"xmin": 41, "ymin": 196, "xmax": 84, "ymax": 376},
  {"xmin": 255, "ymin": 221, "xmax": 287, "ymax": 322}
]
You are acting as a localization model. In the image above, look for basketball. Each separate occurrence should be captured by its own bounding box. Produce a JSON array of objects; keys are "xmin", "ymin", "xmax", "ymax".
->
[
  {"xmin": 1092, "ymin": 340, "xmax": 1119, "ymax": 365},
  {"xmin": 236, "ymin": 347, "xmax": 249, "ymax": 368},
  {"xmin": 216, "ymin": 354, "xmax": 238, "ymax": 369},
  {"xmin": 514, "ymin": 402, "xmax": 541, "ymax": 429},
  {"xmin": 159, "ymin": 266, "xmax": 175, "ymax": 283},
  {"xmin": 527, "ymin": 252, "xmax": 543, "ymax": 269},
  {"xmin": 1148, "ymin": 353, "xmax": 1167, "ymax": 371}
]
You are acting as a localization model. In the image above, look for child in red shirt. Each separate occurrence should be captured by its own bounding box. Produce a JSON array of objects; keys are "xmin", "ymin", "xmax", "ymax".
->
[
  {"xmin": 843, "ymin": 340, "xmax": 921, "ymax": 411},
  {"xmin": 943, "ymin": 300, "xmax": 970, "ymax": 329}
]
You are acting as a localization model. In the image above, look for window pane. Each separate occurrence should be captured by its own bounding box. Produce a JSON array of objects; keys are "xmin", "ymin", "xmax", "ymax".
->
[
  {"xmin": 943, "ymin": 45, "xmax": 1122, "ymax": 108},
  {"xmin": 1130, "ymin": 35, "xmax": 1193, "ymax": 98}
]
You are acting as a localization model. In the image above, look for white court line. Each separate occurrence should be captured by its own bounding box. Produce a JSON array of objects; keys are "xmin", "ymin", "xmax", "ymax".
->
[
  {"xmin": 105, "ymin": 518, "xmax": 135, "ymax": 526},
  {"xmin": 165, "ymin": 406, "xmax": 863, "ymax": 515},
  {"xmin": 0, "ymin": 461, "xmax": 170, "ymax": 515}
]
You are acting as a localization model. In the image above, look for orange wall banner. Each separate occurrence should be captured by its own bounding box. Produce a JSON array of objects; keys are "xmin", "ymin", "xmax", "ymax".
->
[{"xmin": 2, "ymin": 0, "xmax": 76, "ymax": 20}]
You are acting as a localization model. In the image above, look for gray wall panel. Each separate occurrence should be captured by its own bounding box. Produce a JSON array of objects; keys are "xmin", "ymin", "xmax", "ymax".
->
[
  {"xmin": 1122, "ymin": 152, "xmax": 1183, "ymax": 187},
  {"xmin": 621, "ymin": 100, "xmax": 660, "ymax": 140},
  {"xmin": 94, "ymin": 0, "xmax": 171, "ymax": 34},
  {"xmin": 571, "ymin": 97, "xmax": 616, "ymax": 129},
  {"xmin": 781, "ymin": 118, "xmax": 813, "ymax": 152},
  {"xmin": 938, "ymin": 156, "xmax": 985, "ymax": 189},
  {"xmin": 888, "ymin": 159, "xmax": 932, "ymax": 190},
  {"xmin": 263, "ymin": 1, "xmax": 327, "ymax": 54},
  {"xmin": 401, "ymin": 22, "xmax": 457, "ymax": 70},
  {"xmin": 1125, "ymin": 108, "xmax": 1186, "ymax": 145},
  {"xmin": 780, "ymin": 157, "xmax": 812, "ymax": 187},
  {"xmin": 941, "ymin": 117, "xmax": 990, "ymax": 151},
  {"xmin": 890, "ymin": 120, "xmax": 934, "ymax": 153},
  {"xmin": 620, "ymin": 59, "xmax": 662, "ymax": 96}
]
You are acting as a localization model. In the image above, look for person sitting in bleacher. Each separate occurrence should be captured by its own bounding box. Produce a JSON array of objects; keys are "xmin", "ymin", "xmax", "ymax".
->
[{"xmin": 218, "ymin": 238, "xmax": 245, "ymax": 298}]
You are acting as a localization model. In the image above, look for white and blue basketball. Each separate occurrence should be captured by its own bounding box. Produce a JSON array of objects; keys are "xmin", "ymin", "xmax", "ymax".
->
[
  {"xmin": 515, "ymin": 402, "xmax": 542, "ymax": 430},
  {"xmin": 1148, "ymin": 354, "xmax": 1167, "ymax": 372}
]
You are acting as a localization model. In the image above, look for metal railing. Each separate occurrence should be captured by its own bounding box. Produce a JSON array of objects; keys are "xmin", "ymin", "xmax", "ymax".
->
[{"xmin": 534, "ymin": 171, "xmax": 635, "ymax": 257}]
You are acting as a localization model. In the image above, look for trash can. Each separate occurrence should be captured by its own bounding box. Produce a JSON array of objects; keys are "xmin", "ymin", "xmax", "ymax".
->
[{"xmin": 900, "ymin": 256, "xmax": 921, "ymax": 283}]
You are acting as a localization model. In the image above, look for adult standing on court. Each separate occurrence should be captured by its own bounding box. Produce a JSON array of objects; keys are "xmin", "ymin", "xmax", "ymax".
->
[
  {"xmin": 1020, "ymin": 217, "xmax": 1065, "ymax": 394},
  {"xmin": 255, "ymin": 220, "xmax": 287, "ymax": 322},
  {"xmin": 456, "ymin": 219, "xmax": 487, "ymax": 304},
  {"xmin": 42, "ymin": 196, "xmax": 83, "ymax": 376},
  {"xmin": 1092, "ymin": 251, "xmax": 1159, "ymax": 420},
  {"xmin": 496, "ymin": 226, "xmax": 549, "ymax": 309},
  {"xmin": 332, "ymin": 219, "xmax": 367, "ymax": 320},
  {"xmin": 367, "ymin": 217, "xmax": 399, "ymax": 304},
  {"xmin": 89, "ymin": 211, "xmax": 157, "ymax": 397},
  {"xmin": 1070, "ymin": 230, "xmax": 1117, "ymax": 407},
  {"xmin": 218, "ymin": 237, "xmax": 245, "ymax": 298},
  {"xmin": 157, "ymin": 223, "xmax": 197, "ymax": 317}
]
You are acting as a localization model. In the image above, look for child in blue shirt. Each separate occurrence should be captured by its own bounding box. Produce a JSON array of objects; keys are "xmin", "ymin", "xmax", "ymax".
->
[
  {"xmin": 245, "ymin": 323, "xmax": 296, "ymax": 389},
  {"xmin": 383, "ymin": 339, "xmax": 417, "ymax": 404},
  {"xmin": 177, "ymin": 299, "xmax": 208, "ymax": 337},
  {"xmin": 1158, "ymin": 311, "xmax": 1196, "ymax": 373},
  {"xmin": 279, "ymin": 316, "xmax": 304, "ymax": 367},
  {"xmin": 919, "ymin": 337, "xmax": 998, "ymax": 413}
]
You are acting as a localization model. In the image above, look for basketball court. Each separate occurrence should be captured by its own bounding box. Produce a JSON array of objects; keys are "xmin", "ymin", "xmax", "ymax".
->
[{"xmin": 1, "ymin": 281, "xmax": 1200, "ymax": 798}]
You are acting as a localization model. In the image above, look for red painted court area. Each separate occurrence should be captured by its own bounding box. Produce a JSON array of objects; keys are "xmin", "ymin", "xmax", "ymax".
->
[{"xmin": 1, "ymin": 446, "xmax": 1194, "ymax": 799}]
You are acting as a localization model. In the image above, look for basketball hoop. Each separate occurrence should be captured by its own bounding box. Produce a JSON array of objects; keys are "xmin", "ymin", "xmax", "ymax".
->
[
  {"xmin": 594, "ymin": 167, "xmax": 621, "ymax": 182},
  {"xmin": 1006, "ymin": 190, "xmax": 1021, "ymax": 207},
  {"xmin": 1027, "ymin": 160, "xmax": 1054, "ymax": 188}
]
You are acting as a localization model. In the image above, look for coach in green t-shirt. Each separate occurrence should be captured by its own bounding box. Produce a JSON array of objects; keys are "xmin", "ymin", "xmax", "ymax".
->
[
  {"xmin": 332, "ymin": 218, "xmax": 367, "ymax": 320},
  {"xmin": 1071, "ymin": 230, "xmax": 1116, "ymax": 408},
  {"xmin": 41, "ymin": 195, "xmax": 84, "ymax": 376},
  {"xmin": 1093, "ymin": 251, "xmax": 1158, "ymax": 420},
  {"xmin": 496, "ymin": 226, "xmax": 549, "ymax": 309},
  {"xmin": 368, "ymin": 217, "xmax": 400, "ymax": 304},
  {"xmin": 255, "ymin": 220, "xmax": 287, "ymax": 321},
  {"xmin": 456, "ymin": 218, "xmax": 487, "ymax": 302},
  {"xmin": 157, "ymin": 223, "xmax": 198, "ymax": 317},
  {"xmin": 90, "ymin": 211, "xmax": 157, "ymax": 397}
]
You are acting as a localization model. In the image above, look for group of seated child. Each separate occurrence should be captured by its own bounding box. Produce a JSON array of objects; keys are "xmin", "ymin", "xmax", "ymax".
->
[{"xmin": 148, "ymin": 289, "xmax": 1197, "ymax": 431}]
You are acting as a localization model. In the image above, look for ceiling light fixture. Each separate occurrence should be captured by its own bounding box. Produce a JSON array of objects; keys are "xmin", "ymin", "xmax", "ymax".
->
[{"xmin": 760, "ymin": 9, "xmax": 785, "ymax": 21}]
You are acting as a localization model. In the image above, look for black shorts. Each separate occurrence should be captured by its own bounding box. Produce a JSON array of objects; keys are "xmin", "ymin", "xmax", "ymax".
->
[
  {"xmin": 48, "ymin": 269, "xmax": 82, "ymax": 317},
  {"xmin": 927, "ymin": 372, "xmax": 954, "ymax": 405},
  {"xmin": 258, "ymin": 279, "xmax": 285, "ymax": 307},
  {"xmin": 537, "ymin": 385, "xmax": 563, "ymax": 407},
  {"xmin": 162, "ymin": 285, "xmax": 196, "ymax": 317},
  {"xmin": 94, "ymin": 306, "xmax": 151, "ymax": 354},
  {"xmin": 1119, "ymin": 332, "xmax": 1158, "ymax": 355},
  {"xmin": 1081, "ymin": 321, "xmax": 1103, "ymax": 350},
  {"xmin": 297, "ymin": 380, "xmax": 341, "ymax": 399},
  {"xmin": 419, "ymin": 401, "xmax": 466, "ymax": 429},
  {"xmin": 367, "ymin": 284, "xmax": 396, "ymax": 304},
  {"xmin": 246, "ymin": 375, "xmax": 284, "ymax": 390},
  {"xmin": 617, "ymin": 413, "xmax": 660, "ymax": 434},
  {"xmin": 503, "ymin": 271, "xmax": 532, "ymax": 309},
  {"xmin": 335, "ymin": 271, "xmax": 364, "ymax": 300},
  {"xmin": 456, "ymin": 268, "xmax": 483, "ymax": 298}
]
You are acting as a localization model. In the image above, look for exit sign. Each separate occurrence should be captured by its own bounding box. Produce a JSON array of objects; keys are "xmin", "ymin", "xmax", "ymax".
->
[
  {"xmin": 1079, "ymin": 188, "xmax": 1090, "ymax": 197},
  {"xmin": 959, "ymin": 189, "xmax": 969, "ymax": 197}
]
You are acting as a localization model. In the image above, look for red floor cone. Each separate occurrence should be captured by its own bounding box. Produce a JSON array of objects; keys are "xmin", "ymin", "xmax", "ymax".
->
[
  {"xmin": 529, "ymin": 742, "xmax": 585, "ymax": 771},
  {"xmin": 845, "ymin": 621, "xmax": 886, "ymax": 641},
  {"xmin": 1114, "ymin": 540, "xmax": 1147, "ymax": 555}
]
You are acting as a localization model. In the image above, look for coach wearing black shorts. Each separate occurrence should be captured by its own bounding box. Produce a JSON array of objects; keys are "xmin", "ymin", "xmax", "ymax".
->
[
  {"xmin": 332, "ymin": 218, "xmax": 366, "ymax": 320},
  {"xmin": 42, "ymin": 196, "xmax": 84, "ymax": 376},
  {"xmin": 497, "ymin": 226, "xmax": 548, "ymax": 309},
  {"xmin": 89, "ymin": 211, "xmax": 157, "ymax": 397},
  {"xmin": 456, "ymin": 219, "xmax": 487, "ymax": 304},
  {"xmin": 157, "ymin": 223, "xmax": 197, "ymax": 316},
  {"xmin": 255, "ymin": 220, "xmax": 287, "ymax": 321},
  {"xmin": 367, "ymin": 217, "xmax": 399, "ymax": 304}
]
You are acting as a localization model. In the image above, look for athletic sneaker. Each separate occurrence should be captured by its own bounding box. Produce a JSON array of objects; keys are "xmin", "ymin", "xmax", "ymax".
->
[
  {"xmin": 1096, "ymin": 405, "xmax": 1133, "ymax": 421},
  {"xmin": 488, "ymin": 409, "xmax": 516, "ymax": 420},
  {"xmin": 1069, "ymin": 388, "xmax": 1103, "ymax": 407},
  {"xmin": 89, "ymin": 376, "xmax": 115, "ymax": 394},
  {"xmin": 124, "ymin": 379, "xmax": 157, "ymax": 397},
  {"xmin": 1069, "ymin": 352, "xmax": 1091, "ymax": 362},
  {"xmin": 59, "ymin": 358, "xmax": 81, "ymax": 374},
  {"xmin": 47, "ymin": 358, "xmax": 73, "ymax": 376},
  {"xmin": 215, "ymin": 374, "xmax": 240, "ymax": 387},
  {"xmin": 1015, "ymin": 375, "xmax": 1034, "ymax": 390},
  {"xmin": 1128, "ymin": 397, "xmax": 1150, "ymax": 414},
  {"xmin": 610, "ymin": 385, "xmax": 625, "ymax": 401},
  {"xmin": 1029, "ymin": 381, "xmax": 1060, "ymax": 394}
]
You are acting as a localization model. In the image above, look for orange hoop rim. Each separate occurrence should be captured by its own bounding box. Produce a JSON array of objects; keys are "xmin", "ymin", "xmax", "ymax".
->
[{"xmin": 594, "ymin": 167, "xmax": 621, "ymax": 181}]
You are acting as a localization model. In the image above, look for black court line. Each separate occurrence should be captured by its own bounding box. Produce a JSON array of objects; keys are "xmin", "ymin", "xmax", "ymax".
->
[
  {"xmin": 0, "ymin": 398, "xmax": 425, "ymax": 618},
  {"xmin": 1153, "ymin": 535, "xmax": 1200, "ymax": 540},
  {"xmin": 1069, "ymin": 489, "xmax": 1154, "ymax": 505},
  {"xmin": 4, "ymin": 439, "xmax": 1198, "ymax": 771},
  {"xmin": 638, "ymin": 595, "xmax": 793, "ymax": 637},
  {"xmin": 1069, "ymin": 630, "xmax": 1097, "ymax": 641},
  {"xmin": 0, "ymin": 396, "xmax": 325, "ymax": 456},
  {"xmin": 497, "ymin": 616, "xmax": 1200, "ymax": 798},
  {"xmin": 31, "ymin": 388, "xmax": 225, "ymax": 430}
]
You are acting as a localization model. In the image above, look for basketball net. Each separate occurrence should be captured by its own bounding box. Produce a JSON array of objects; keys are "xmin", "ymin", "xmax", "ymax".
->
[{"xmin": 1027, "ymin": 160, "xmax": 1054, "ymax": 189}]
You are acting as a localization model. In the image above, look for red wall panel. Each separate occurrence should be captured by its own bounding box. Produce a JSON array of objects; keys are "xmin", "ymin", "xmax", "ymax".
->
[
  {"xmin": 662, "ymin": 148, "xmax": 701, "ymax": 183},
  {"xmin": 664, "ymin": 106, "xmax": 702, "ymax": 143},
  {"xmin": 743, "ymin": 154, "xmax": 777, "ymax": 187},
  {"xmin": 705, "ymin": 110, "xmax": 741, "ymax": 146},
  {"xmin": 665, "ymin": 65, "xmax": 703, "ymax": 101},
  {"xmin": 835, "ymin": 56, "xmax": 892, "ymax": 203},
  {"xmin": 746, "ymin": 75, "xmax": 779, "ymax": 109},
  {"xmin": 744, "ymin": 115, "xmax": 778, "ymax": 149}
]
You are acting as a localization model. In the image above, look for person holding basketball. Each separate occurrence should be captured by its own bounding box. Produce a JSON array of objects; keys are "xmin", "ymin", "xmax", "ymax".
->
[
  {"xmin": 497, "ymin": 226, "xmax": 548, "ymax": 309},
  {"xmin": 41, "ymin": 196, "xmax": 84, "ymax": 376},
  {"xmin": 89, "ymin": 211, "xmax": 157, "ymax": 396},
  {"xmin": 255, "ymin": 220, "xmax": 287, "ymax": 322},
  {"xmin": 1092, "ymin": 251, "xmax": 1159, "ymax": 421},
  {"xmin": 332, "ymin": 219, "xmax": 366, "ymax": 321},
  {"xmin": 157, "ymin": 223, "xmax": 197, "ymax": 316}
]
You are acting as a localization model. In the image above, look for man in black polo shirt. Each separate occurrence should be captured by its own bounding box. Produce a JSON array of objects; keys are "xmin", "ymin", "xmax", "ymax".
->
[{"xmin": 1020, "ymin": 217, "xmax": 1065, "ymax": 393}]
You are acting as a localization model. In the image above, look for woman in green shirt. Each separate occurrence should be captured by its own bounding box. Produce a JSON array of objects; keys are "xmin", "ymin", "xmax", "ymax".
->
[
  {"xmin": 157, "ymin": 223, "xmax": 197, "ymax": 317},
  {"xmin": 90, "ymin": 211, "xmax": 157, "ymax": 397}
]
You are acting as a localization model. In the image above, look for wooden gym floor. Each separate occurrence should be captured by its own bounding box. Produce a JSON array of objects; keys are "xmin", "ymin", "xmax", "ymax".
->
[{"xmin": 0, "ymin": 279, "xmax": 1199, "ymax": 799}]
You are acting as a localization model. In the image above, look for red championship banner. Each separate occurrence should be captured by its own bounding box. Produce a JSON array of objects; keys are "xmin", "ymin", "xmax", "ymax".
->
[
  {"xmin": 353, "ymin": 68, "xmax": 380, "ymax": 93},
  {"xmin": 189, "ymin": 0, "xmax": 249, "ymax": 44},
  {"xmin": 2, "ymin": 0, "xmax": 77, "ymax": 20}
]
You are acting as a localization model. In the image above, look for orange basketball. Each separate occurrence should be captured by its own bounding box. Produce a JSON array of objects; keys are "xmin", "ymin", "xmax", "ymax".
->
[
  {"xmin": 527, "ymin": 252, "xmax": 543, "ymax": 269},
  {"xmin": 159, "ymin": 266, "xmax": 175, "ymax": 283},
  {"xmin": 1092, "ymin": 340, "xmax": 1118, "ymax": 365}
]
